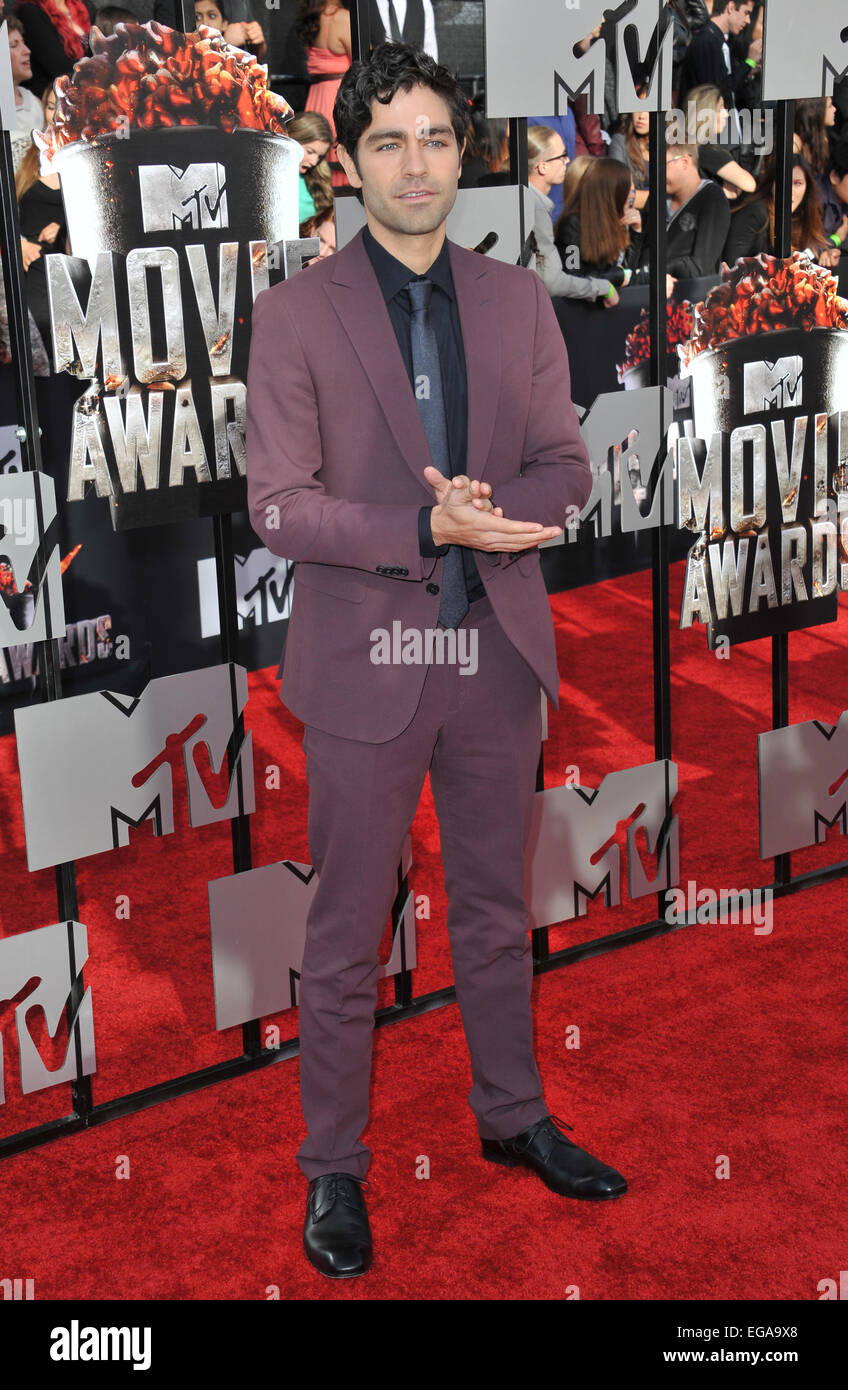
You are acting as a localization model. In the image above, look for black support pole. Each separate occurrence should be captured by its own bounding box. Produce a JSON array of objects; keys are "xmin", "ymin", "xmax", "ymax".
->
[
  {"xmin": 648, "ymin": 91, "xmax": 672, "ymax": 927},
  {"xmin": 771, "ymin": 99, "xmax": 794, "ymax": 891}
]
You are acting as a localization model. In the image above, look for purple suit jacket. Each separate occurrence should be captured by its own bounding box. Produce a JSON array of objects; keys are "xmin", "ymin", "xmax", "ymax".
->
[{"xmin": 245, "ymin": 227, "xmax": 592, "ymax": 743}]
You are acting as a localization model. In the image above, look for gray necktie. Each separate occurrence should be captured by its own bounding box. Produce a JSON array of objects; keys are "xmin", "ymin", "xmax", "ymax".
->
[
  {"xmin": 386, "ymin": 0, "xmax": 403, "ymax": 42},
  {"xmin": 407, "ymin": 278, "xmax": 469, "ymax": 631}
]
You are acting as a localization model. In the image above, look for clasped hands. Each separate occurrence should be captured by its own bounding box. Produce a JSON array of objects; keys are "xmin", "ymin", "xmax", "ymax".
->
[{"xmin": 424, "ymin": 465, "xmax": 563, "ymax": 552}]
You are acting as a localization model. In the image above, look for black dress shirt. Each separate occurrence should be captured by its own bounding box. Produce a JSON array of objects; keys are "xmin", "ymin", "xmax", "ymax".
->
[{"xmin": 362, "ymin": 225, "xmax": 485, "ymax": 602}]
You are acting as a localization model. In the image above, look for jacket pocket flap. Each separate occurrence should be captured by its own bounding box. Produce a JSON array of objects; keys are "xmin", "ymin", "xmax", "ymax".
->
[{"xmin": 294, "ymin": 563, "xmax": 366, "ymax": 602}]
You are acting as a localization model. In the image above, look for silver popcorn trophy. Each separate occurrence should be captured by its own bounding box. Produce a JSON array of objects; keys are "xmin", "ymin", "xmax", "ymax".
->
[
  {"xmin": 44, "ymin": 23, "xmax": 303, "ymax": 528},
  {"xmin": 679, "ymin": 258, "xmax": 848, "ymax": 646}
]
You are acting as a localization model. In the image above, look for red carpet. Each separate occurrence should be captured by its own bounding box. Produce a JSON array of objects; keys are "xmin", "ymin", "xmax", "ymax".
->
[{"xmin": 1, "ymin": 560, "xmax": 846, "ymax": 1298}]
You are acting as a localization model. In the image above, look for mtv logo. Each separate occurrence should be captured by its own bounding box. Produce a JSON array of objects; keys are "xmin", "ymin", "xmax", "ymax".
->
[
  {"xmin": 574, "ymin": 387, "xmax": 673, "ymax": 539},
  {"xmin": 744, "ymin": 356, "xmax": 803, "ymax": 414},
  {"xmin": 485, "ymin": 0, "xmax": 673, "ymax": 118},
  {"xmin": 0, "ymin": 921, "xmax": 95, "ymax": 1105},
  {"xmin": 762, "ymin": 1, "xmax": 848, "ymax": 99},
  {"xmin": 526, "ymin": 760, "xmax": 679, "ymax": 926},
  {"xmin": 139, "ymin": 163, "xmax": 229, "ymax": 232},
  {"xmin": 0, "ymin": 473, "xmax": 65, "ymax": 648},
  {"xmin": 208, "ymin": 837, "xmax": 415, "ymax": 1029},
  {"xmin": 197, "ymin": 546, "xmax": 292, "ymax": 639},
  {"xmin": 14, "ymin": 663, "xmax": 254, "ymax": 872},
  {"xmin": 759, "ymin": 711, "xmax": 848, "ymax": 858}
]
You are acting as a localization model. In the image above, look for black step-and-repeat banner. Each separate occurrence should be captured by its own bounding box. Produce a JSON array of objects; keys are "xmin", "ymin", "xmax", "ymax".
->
[{"xmin": 1, "ymin": 3, "xmax": 848, "ymax": 1147}]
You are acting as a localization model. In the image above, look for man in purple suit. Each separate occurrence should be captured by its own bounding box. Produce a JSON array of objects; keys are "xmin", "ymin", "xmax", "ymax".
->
[{"xmin": 245, "ymin": 42, "xmax": 628, "ymax": 1280}]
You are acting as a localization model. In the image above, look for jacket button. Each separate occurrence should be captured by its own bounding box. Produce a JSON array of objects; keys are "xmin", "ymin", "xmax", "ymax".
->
[{"xmin": 426, "ymin": 583, "xmax": 439, "ymax": 594}]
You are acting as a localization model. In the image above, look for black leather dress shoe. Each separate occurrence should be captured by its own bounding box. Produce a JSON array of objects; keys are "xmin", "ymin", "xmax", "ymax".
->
[
  {"xmin": 481, "ymin": 1114, "xmax": 627, "ymax": 1200},
  {"xmin": 303, "ymin": 1173, "xmax": 373, "ymax": 1278}
]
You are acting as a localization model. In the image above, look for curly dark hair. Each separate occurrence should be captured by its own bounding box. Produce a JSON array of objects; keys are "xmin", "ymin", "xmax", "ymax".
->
[{"xmin": 334, "ymin": 42, "xmax": 470, "ymax": 172}]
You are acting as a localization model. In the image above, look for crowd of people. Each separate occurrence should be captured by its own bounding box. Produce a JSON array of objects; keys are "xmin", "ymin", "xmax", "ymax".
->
[
  {"xmin": 520, "ymin": 1, "xmax": 848, "ymax": 307},
  {"xmin": 286, "ymin": 0, "xmax": 848, "ymax": 297},
  {"xmin": 3, "ymin": 0, "xmax": 848, "ymax": 351}
]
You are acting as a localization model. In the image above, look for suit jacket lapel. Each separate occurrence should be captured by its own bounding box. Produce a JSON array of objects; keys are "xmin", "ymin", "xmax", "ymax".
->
[{"xmin": 323, "ymin": 228, "xmax": 501, "ymax": 488}]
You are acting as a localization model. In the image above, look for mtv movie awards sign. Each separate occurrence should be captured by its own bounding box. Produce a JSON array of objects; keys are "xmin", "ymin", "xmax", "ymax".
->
[
  {"xmin": 674, "ymin": 254, "xmax": 848, "ymax": 647},
  {"xmin": 40, "ymin": 22, "xmax": 307, "ymax": 529}
]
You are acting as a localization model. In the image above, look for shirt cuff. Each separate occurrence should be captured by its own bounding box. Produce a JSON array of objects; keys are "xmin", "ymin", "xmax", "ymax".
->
[{"xmin": 419, "ymin": 505, "xmax": 450, "ymax": 557}]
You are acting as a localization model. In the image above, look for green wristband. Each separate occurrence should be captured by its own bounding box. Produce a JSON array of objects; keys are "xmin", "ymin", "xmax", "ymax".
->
[
  {"xmin": 605, "ymin": 283, "xmax": 616, "ymax": 300},
  {"xmin": 745, "ymin": 57, "xmax": 757, "ymax": 68},
  {"xmin": 830, "ymin": 233, "xmax": 843, "ymax": 247}
]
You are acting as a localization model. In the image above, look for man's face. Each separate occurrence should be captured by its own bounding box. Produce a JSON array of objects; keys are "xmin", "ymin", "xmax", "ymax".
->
[
  {"xmin": 539, "ymin": 135, "xmax": 569, "ymax": 186},
  {"xmin": 9, "ymin": 30, "xmax": 32, "ymax": 86},
  {"xmin": 666, "ymin": 150, "xmax": 691, "ymax": 196},
  {"xmin": 830, "ymin": 168, "xmax": 848, "ymax": 207},
  {"xmin": 337, "ymin": 84, "xmax": 463, "ymax": 242},
  {"xmin": 728, "ymin": 2, "xmax": 754, "ymax": 36}
]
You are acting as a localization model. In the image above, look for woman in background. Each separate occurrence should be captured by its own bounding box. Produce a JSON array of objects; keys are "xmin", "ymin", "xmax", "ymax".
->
[
  {"xmin": 794, "ymin": 97, "xmax": 837, "ymax": 182},
  {"xmin": 683, "ymin": 84, "xmax": 756, "ymax": 196},
  {"xmin": 286, "ymin": 111, "xmax": 333, "ymax": 231},
  {"xmin": 555, "ymin": 157, "xmax": 636, "ymax": 288},
  {"xmin": 194, "ymin": 1, "xmax": 267, "ymax": 60},
  {"xmin": 298, "ymin": 0, "xmax": 352, "ymax": 189},
  {"xmin": 793, "ymin": 97, "xmax": 846, "ymax": 247},
  {"xmin": 14, "ymin": 0, "xmax": 94, "ymax": 98},
  {"xmin": 609, "ymin": 110, "xmax": 650, "ymax": 210},
  {"xmin": 723, "ymin": 153, "xmax": 836, "ymax": 267},
  {"xmin": 16, "ymin": 85, "xmax": 66, "ymax": 349},
  {"xmin": 558, "ymin": 154, "xmax": 594, "ymax": 221}
]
